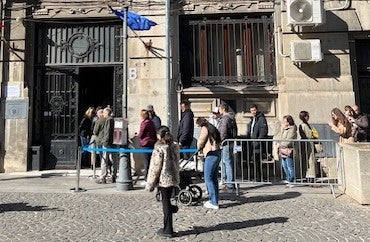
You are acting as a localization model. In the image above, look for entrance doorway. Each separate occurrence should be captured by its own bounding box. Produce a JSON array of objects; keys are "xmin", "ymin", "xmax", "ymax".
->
[
  {"xmin": 354, "ymin": 39, "xmax": 370, "ymax": 140},
  {"xmin": 37, "ymin": 66, "xmax": 114, "ymax": 169},
  {"xmin": 78, "ymin": 66, "xmax": 114, "ymax": 120}
]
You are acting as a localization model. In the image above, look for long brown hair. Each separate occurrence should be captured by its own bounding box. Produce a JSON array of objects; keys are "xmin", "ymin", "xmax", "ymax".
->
[
  {"xmin": 196, "ymin": 117, "xmax": 221, "ymax": 145},
  {"xmin": 156, "ymin": 126, "xmax": 178, "ymax": 161},
  {"xmin": 331, "ymin": 108, "xmax": 350, "ymax": 127}
]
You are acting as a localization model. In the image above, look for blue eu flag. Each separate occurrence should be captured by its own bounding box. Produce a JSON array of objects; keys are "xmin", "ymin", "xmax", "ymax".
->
[{"xmin": 109, "ymin": 6, "xmax": 157, "ymax": 31}]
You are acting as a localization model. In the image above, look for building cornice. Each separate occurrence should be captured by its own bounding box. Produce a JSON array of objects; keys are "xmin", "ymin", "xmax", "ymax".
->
[{"xmin": 182, "ymin": 0, "xmax": 275, "ymax": 14}]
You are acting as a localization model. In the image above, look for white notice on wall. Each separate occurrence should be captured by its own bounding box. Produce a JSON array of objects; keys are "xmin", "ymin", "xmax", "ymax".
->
[{"xmin": 7, "ymin": 84, "xmax": 21, "ymax": 97}]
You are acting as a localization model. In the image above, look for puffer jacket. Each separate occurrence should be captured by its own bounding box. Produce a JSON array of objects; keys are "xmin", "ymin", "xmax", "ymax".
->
[{"xmin": 146, "ymin": 143, "xmax": 180, "ymax": 191}]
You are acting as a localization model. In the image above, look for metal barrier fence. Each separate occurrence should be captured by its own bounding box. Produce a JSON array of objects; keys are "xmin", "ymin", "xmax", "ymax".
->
[
  {"xmin": 72, "ymin": 146, "xmax": 198, "ymax": 192},
  {"xmin": 221, "ymin": 138, "xmax": 343, "ymax": 197},
  {"xmin": 81, "ymin": 146, "xmax": 198, "ymax": 179}
]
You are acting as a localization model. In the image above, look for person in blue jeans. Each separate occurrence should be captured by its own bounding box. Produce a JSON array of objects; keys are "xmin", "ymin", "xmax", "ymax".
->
[
  {"xmin": 196, "ymin": 118, "xmax": 222, "ymax": 209},
  {"xmin": 218, "ymin": 103, "xmax": 236, "ymax": 190},
  {"xmin": 278, "ymin": 115, "xmax": 297, "ymax": 188}
]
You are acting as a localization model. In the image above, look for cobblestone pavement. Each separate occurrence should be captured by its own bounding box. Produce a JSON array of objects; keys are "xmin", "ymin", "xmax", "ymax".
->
[{"xmin": 0, "ymin": 171, "xmax": 370, "ymax": 242}]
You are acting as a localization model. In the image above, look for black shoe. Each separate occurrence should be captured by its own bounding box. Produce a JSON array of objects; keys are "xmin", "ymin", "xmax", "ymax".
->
[
  {"xmin": 157, "ymin": 229, "xmax": 174, "ymax": 238},
  {"xmin": 111, "ymin": 177, "xmax": 116, "ymax": 183}
]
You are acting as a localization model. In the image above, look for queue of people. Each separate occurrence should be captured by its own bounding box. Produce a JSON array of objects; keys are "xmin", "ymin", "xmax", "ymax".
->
[
  {"xmin": 78, "ymin": 104, "xmax": 161, "ymax": 185},
  {"xmin": 78, "ymin": 101, "xmax": 368, "ymax": 238}
]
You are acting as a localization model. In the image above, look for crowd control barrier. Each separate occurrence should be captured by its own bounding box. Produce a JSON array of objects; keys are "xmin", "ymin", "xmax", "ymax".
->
[
  {"xmin": 220, "ymin": 138, "xmax": 343, "ymax": 197},
  {"xmin": 71, "ymin": 146, "xmax": 198, "ymax": 192}
]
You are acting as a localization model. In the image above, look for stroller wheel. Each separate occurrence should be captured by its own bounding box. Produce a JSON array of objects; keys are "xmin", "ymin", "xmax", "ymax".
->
[
  {"xmin": 177, "ymin": 190, "xmax": 192, "ymax": 206},
  {"xmin": 189, "ymin": 185, "xmax": 203, "ymax": 201}
]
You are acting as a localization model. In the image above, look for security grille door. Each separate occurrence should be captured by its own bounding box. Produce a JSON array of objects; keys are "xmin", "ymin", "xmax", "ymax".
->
[{"xmin": 42, "ymin": 68, "xmax": 78, "ymax": 168}]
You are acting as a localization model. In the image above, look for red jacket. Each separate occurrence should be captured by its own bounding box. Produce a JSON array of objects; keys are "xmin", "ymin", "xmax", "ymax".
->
[{"xmin": 138, "ymin": 119, "xmax": 156, "ymax": 147}]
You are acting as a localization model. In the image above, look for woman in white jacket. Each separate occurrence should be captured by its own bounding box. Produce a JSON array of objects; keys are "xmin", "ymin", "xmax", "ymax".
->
[{"xmin": 146, "ymin": 126, "xmax": 180, "ymax": 238}]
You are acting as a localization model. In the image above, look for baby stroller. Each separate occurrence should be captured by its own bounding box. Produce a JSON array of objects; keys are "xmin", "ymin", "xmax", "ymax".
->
[{"xmin": 156, "ymin": 151, "xmax": 203, "ymax": 206}]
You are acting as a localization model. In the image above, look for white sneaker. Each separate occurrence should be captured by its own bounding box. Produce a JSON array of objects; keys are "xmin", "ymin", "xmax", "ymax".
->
[
  {"xmin": 283, "ymin": 180, "xmax": 289, "ymax": 184},
  {"xmin": 286, "ymin": 184, "xmax": 295, "ymax": 188},
  {"xmin": 204, "ymin": 201, "xmax": 219, "ymax": 210},
  {"xmin": 219, "ymin": 180, "xmax": 225, "ymax": 186}
]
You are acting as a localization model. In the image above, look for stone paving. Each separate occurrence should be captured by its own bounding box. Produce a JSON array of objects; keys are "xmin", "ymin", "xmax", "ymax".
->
[{"xmin": 0, "ymin": 171, "xmax": 370, "ymax": 242}]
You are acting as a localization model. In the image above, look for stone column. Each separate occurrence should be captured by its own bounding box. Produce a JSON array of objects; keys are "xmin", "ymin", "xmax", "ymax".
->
[{"xmin": 3, "ymin": 3, "xmax": 28, "ymax": 172}]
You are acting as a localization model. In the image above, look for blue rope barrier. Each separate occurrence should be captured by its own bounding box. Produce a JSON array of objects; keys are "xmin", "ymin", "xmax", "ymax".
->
[{"xmin": 82, "ymin": 146, "xmax": 197, "ymax": 154}]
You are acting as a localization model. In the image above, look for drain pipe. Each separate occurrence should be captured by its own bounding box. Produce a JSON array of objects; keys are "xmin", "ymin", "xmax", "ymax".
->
[
  {"xmin": 327, "ymin": 0, "xmax": 350, "ymax": 11},
  {"xmin": 165, "ymin": 0, "xmax": 171, "ymax": 129}
]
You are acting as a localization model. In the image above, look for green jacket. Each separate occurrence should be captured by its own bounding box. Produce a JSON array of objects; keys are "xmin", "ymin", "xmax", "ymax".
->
[{"xmin": 93, "ymin": 117, "xmax": 106, "ymax": 146}]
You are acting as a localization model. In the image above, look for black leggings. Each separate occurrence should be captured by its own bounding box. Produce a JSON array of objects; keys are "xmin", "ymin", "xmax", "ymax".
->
[{"xmin": 159, "ymin": 186, "xmax": 175, "ymax": 234}]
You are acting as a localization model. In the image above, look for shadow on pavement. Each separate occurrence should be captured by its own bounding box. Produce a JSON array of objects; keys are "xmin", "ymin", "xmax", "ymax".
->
[
  {"xmin": 176, "ymin": 216, "xmax": 288, "ymax": 236},
  {"xmin": 221, "ymin": 191, "xmax": 301, "ymax": 208},
  {"xmin": 0, "ymin": 202, "xmax": 63, "ymax": 213},
  {"xmin": 244, "ymin": 191, "xmax": 301, "ymax": 203},
  {"xmin": 0, "ymin": 176, "xmax": 42, "ymax": 181}
]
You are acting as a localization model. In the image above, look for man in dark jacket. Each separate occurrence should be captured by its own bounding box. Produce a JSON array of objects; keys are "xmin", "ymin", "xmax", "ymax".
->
[
  {"xmin": 247, "ymin": 104, "xmax": 268, "ymax": 181},
  {"xmin": 177, "ymin": 101, "xmax": 194, "ymax": 159},
  {"xmin": 147, "ymin": 104, "xmax": 162, "ymax": 131},
  {"xmin": 97, "ymin": 107, "xmax": 116, "ymax": 184},
  {"xmin": 352, "ymin": 104, "xmax": 369, "ymax": 142}
]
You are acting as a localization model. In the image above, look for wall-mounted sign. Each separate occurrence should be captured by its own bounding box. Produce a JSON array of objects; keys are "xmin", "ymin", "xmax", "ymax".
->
[
  {"xmin": 6, "ymin": 84, "xmax": 21, "ymax": 98},
  {"xmin": 5, "ymin": 98, "xmax": 28, "ymax": 119}
]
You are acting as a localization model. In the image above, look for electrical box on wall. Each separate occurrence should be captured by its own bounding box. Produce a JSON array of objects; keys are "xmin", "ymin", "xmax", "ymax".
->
[
  {"xmin": 287, "ymin": 0, "xmax": 325, "ymax": 26},
  {"xmin": 290, "ymin": 39, "xmax": 323, "ymax": 62}
]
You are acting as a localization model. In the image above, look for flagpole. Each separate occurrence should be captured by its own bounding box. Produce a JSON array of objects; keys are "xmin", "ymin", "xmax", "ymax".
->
[
  {"xmin": 116, "ymin": 4, "xmax": 133, "ymax": 192},
  {"xmin": 165, "ymin": 0, "xmax": 171, "ymax": 129}
]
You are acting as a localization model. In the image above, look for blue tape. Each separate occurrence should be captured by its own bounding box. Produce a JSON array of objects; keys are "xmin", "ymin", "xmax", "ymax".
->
[{"xmin": 82, "ymin": 146, "xmax": 197, "ymax": 154}]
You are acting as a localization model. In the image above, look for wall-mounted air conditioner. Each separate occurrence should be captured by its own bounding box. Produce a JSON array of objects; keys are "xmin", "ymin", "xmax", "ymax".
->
[
  {"xmin": 287, "ymin": 0, "xmax": 325, "ymax": 26},
  {"xmin": 290, "ymin": 39, "xmax": 323, "ymax": 62}
]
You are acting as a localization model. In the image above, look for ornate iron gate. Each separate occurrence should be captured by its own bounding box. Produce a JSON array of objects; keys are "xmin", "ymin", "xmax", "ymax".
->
[
  {"xmin": 34, "ymin": 21, "xmax": 123, "ymax": 168},
  {"xmin": 41, "ymin": 68, "xmax": 78, "ymax": 168}
]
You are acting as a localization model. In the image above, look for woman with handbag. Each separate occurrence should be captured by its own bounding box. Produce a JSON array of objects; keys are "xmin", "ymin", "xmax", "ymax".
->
[
  {"xmin": 146, "ymin": 126, "xmax": 180, "ymax": 238},
  {"xmin": 278, "ymin": 115, "xmax": 297, "ymax": 187}
]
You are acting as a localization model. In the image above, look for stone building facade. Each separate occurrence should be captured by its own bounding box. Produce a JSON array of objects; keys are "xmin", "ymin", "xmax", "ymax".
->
[{"xmin": 0, "ymin": 0, "xmax": 369, "ymax": 172}]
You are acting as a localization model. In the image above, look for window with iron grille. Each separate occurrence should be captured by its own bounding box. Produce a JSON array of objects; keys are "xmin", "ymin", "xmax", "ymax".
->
[{"xmin": 179, "ymin": 14, "xmax": 275, "ymax": 87}]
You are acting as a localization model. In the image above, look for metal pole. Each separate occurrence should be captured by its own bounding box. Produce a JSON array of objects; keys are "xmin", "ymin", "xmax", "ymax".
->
[
  {"xmin": 165, "ymin": 0, "xmax": 171, "ymax": 129},
  {"xmin": 117, "ymin": 4, "xmax": 133, "ymax": 191},
  {"xmin": 70, "ymin": 147, "xmax": 86, "ymax": 192}
]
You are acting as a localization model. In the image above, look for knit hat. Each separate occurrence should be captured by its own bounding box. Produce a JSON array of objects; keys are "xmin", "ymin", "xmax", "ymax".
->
[{"xmin": 147, "ymin": 105, "xmax": 154, "ymax": 111}]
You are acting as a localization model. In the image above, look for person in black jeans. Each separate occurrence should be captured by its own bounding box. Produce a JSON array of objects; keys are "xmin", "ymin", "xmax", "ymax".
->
[
  {"xmin": 246, "ymin": 104, "xmax": 268, "ymax": 181},
  {"xmin": 177, "ymin": 101, "xmax": 194, "ymax": 159},
  {"xmin": 146, "ymin": 126, "xmax": 180, "ymax": 238},
  {"xmin": 79, "ymin": 107, "xmax": 94, "ymax": 167}
]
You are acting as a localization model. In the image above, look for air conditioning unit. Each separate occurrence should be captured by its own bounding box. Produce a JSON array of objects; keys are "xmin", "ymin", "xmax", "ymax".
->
[
  {"xmin": 290, "ymin": 39, "xmax": 323, "ymax": 62},
  {"xmin": 287, "ymin": 0, "xmax": 325, "ymax": 26}
]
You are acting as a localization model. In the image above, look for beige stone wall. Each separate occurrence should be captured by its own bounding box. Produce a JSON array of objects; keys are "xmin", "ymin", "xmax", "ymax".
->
[
  {"xmin": 126, "ymin": 12, "xmax": 170, "ymax": 138},
  {"xmin": 340, "ymin": 143, "xmax": 370, "ymax": 205},
  {"xmin": 277, "ymin": 4, "xmax": 358, "ymax": 124}
]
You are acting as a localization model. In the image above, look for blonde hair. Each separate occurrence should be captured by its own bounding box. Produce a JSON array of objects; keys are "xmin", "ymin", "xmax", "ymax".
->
[
  {"xmin": 140, "ymin": 109, "xmax": 149, "ymax": 119},
  {"xmin": 85, "ymin": 107, "xmax": 95, "ymax": 119}
]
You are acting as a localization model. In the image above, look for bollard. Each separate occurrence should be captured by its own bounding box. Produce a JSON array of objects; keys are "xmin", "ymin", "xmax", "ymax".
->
[{"xmin": 116, "ymin": 147, "xmax": 133, "ymax": 191}]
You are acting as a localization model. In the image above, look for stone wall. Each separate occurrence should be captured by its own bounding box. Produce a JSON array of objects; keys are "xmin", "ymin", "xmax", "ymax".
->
[{"xmin": 340, "ymin": 143, "xmax": 370, "ymax": 205}]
